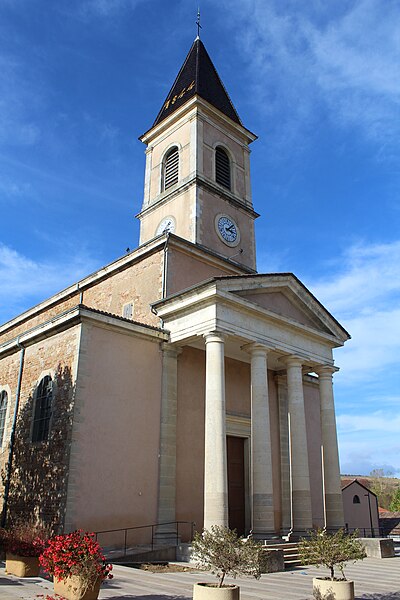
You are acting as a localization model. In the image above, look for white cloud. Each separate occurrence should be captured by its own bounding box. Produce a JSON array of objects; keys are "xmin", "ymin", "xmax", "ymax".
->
[
  {"xmin": 305, "ymin": 238, "xmax": 400, "ymax": 474},
  {"xmin": 0, "ymin": 244, "xmax": 99, "ymax": 325},
  {"xmin": 337, "ymin": 412, "xmax": 400, "ymax": 475},
  {"xmin": 307, "ymin": 240, "xmax": 400, "ymax": 382},
  {"xmin": 223, "ymin": 0, "xmax": 400, "ymax": 158},
  {"xmin": 0, "ymin": 177, "xmax": 31, "ymax": 198},
  {"xmin": 338, "ymin": 412, "xmax": 400, "ymax": 435},
  {"xmin": 311, "ymin": 241, "xmax": 400, "ymax": 316},
  {"xmin": 0, "ymin": 56, "xmax": 42, "ymax": 148},
  {"xmin": 79, "ymin": 0, "xmax": 143, "ymax": 17}
]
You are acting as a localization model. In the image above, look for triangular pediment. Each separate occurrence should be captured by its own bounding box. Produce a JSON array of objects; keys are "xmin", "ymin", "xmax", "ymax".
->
[
  {"xmin": 234, "ymin": 289, "xmax": 331, "ymax": 334},
  {"xmin": 215, "ymin": 273, "xmax": 350, "ymax": 342}
]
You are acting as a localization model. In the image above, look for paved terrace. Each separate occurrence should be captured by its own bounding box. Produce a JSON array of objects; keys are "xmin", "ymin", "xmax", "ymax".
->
[{"xmin": 1, "ymin": 557, "xmax": 399, "ymax": 600}]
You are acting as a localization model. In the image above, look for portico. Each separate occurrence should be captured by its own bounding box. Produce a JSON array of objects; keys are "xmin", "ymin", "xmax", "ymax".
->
[{"xmin": 152, "ymin": 273, "xmax": 349, "ymax": 538}]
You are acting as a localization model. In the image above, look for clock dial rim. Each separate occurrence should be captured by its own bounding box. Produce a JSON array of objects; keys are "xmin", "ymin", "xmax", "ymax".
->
[
  {"xmin": 214, "ymin": 213, "xmax": 241, "ymax": 247},
  {"xmin": 156, "ymin": 215, "xmax": 176, "ymax": 236}
]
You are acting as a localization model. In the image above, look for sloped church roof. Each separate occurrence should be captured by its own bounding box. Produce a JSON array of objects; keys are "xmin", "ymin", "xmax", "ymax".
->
[{"xmin": 153, "ymin": 37, "xmax": 242, "ymax": 127}]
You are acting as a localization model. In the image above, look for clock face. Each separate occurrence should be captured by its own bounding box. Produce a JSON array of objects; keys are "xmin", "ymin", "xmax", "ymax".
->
[
  {"xmin": 215, "ymin": 215, "xmax": 240, "ymax": 246},
  {"xmin": 156, "ymin": 216, "xmax": 176, "ymax": 236}
]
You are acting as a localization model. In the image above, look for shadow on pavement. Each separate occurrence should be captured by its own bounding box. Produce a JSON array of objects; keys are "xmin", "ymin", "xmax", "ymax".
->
[
  {"xmin": 0, "ymin": 576, "xmax": 22, "ymax": 586},
  {"xmin": 108, "ymin": 596, "xmax": 191, "ymax": 600},
  {"xmin": 357, "ymin": 594, "xmax": 400, "ymax": 599}
]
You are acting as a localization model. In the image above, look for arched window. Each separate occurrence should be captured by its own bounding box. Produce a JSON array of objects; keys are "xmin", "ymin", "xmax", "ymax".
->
[
  {"xmin": 215, "ymin": 146, "xmax": 231, "ymax": 190},
  {"xmin": 0, "ymin": 390, "xmax": 8, "ymax": 446},
  {"xmin": 32, "ymin": 375, "xmax": 53, "ymax": 443},
  {"xmin": 163, "ymin": 146, "xmax": 179, "ymax": 191},
  {"xmin": 353, "ymin": 494, "xmax": 360, "ymax": 504}
]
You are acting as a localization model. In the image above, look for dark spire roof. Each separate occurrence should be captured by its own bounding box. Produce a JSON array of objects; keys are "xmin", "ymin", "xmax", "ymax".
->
[{"xmin": 152, "ymin": 38, "xmax": 242, "ymax": 127}]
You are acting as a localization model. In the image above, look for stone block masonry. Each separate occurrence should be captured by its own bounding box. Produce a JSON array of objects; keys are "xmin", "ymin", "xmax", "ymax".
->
[{"xmin": 0, "ymin": 326, "xmax": 81, "ymax": 532}]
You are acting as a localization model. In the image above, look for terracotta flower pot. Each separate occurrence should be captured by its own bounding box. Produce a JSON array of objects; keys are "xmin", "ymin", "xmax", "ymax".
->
[
  {"xmin": 313, "ymin": 577, "xmax": 355, "ymax": 600},
  {"xmin": 54, "ymin": 575, "xmax": 102, "ymax": 600},
  {"xmin": 5, "ymin": 553, "xmax": 40, "ymax": 577},
  {"xmin": 193, "ymin": 582, "xmax": 240, "ymax": 600}
]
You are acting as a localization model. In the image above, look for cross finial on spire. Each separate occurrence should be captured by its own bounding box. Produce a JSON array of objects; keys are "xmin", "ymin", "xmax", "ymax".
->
[{"xmin": 196, "ymin": 7, "xmax": 202, "ymax": 39}]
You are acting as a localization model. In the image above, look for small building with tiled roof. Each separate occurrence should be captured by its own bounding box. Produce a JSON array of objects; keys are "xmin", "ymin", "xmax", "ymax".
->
[{"xmin": 342, "ymin": 479, "xmax": 380, "ymax": 536}]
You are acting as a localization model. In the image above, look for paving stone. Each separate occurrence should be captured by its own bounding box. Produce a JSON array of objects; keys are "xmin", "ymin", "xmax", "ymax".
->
[{"xmin": 0, "ymin": 557, "xmax": 399, "ymax": 600}]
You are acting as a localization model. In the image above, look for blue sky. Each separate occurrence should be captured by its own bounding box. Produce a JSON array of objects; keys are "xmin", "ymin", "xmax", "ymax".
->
[{"xmin": 1, "ymin": 0, "xmax": 399, "ymax": 477}]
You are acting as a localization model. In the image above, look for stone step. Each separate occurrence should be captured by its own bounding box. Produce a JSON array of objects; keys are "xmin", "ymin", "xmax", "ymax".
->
[{"xmin": 261, "ymin": 542, "xmax": 302, "ymax": 568}]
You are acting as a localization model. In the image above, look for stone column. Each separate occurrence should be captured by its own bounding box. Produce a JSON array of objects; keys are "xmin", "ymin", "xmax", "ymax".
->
[
  {"xmin": 285, "ymin": 356, "xmax": 313, "ymax": 534},
  {"xmin": 316, "ymin": 366, "xmax": 344, "ymax": 530},
  {"xmin": 276, "ymin": 374, "xmax": 291, "ymax": 535},
  {"xmin": 203, "ymin": 332, "xmax": 228, "ymax": 529},
  {"xmin": 245, "ymin": 343, "xmax": 275, "ymax": 536},
  {"xmin": 155, "ymin": 344, "xmax": 180, "ymax": 542}
]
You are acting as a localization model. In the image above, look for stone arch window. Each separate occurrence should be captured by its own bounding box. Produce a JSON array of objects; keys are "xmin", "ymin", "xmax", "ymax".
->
[
  {"xmin": 162, "ymin": 146, "xmax": 179, "ymax": 191},
  {"xmin": 32, "ymin": 375, "xmax": 53, "ymax": 443},
  {"xmin": 0, "ymin": 390, "xmax": 8, "ymax": 446},
  {"xmin": 215, "ymin": 146, "xmax": 231, "ymax": 190},
  {"xmin": 353, "ymin": 494, "xmax": 360, "ymax": 504}
]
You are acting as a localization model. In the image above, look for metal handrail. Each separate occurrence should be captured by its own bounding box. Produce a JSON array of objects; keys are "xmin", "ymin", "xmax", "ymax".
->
[
  {"xmin": 95, "ymin": 520, "xmax": 195, "ymax": 557},
  {"xmin": 309, "ymin": 526, "xmax": 388, "ymax": 538}
]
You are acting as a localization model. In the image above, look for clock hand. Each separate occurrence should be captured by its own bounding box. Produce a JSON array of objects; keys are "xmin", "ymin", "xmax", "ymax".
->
[{"xmin": 226, "ymin": 224, "xmax": 235, "ymax": 233}]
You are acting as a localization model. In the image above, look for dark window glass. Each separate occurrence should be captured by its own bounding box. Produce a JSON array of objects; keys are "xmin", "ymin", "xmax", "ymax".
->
[
  {"xmin": 32, "ymin": 376, "xmax": 53, "ymax": 443},
  {"xmin": 163, "ymin": 147, "xmax": 179, "ymax": 190},
  {"xmin": 353, "ymin": 494, "xmax": 360, "ymax": 504},
  {"xmin": 0, "ymin": 390, "xmax": 7, "ymax": 446},
  {"xmin": 215, "ymin": 146, "xmax": 231, "ymax": 190}
]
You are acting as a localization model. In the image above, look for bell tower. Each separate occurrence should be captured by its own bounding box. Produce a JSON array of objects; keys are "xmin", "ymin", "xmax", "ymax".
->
[{"xmin": 137, "ymin": 37, "xmax": 259, "ymax": 271}]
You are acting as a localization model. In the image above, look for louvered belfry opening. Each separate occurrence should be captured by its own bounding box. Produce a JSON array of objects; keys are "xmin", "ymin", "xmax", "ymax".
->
[
  {"xmin": 163, "ymin": 146, "xmax": 179, "ymax": 190},
  {"xmin": 215, "ymin": 146, "xmax": 231, "ymax": 190}
]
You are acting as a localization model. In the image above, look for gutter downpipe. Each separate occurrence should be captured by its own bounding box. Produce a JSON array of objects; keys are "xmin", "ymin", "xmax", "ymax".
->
[
  {"xmin": 1, "ymin": 337, "xmax": 25, "ymax": 528},
  {"xmin": 158, "ymin": 233, "xmax": 170, "ymax": 328},
  {"xmin": 162, "ymin": 233, "xmax": 170, "ymax": 300},
  {"xmin": 287, "ymin": 412, "xmax": 294, "ymax": 540}
]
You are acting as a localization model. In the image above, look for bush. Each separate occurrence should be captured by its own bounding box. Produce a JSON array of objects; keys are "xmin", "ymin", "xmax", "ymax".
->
[
  {"xmin": 299, "ymin": 529, "xmax": 366, "ymax": 581},
  {"xmin": 0, "ymin": 518, "xmax": 50, "ymax": 557},
  {"xmin": 191, "ymin": 525, "xmax": 262, "ymax": 587}
]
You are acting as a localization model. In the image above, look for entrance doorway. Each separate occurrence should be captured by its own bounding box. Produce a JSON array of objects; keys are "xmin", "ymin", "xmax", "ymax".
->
[{"xmin": 227, "ymin": 436, "xmax": 246, "ymax": 535}]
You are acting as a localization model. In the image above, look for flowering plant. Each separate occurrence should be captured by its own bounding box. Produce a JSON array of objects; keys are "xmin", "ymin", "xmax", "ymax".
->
[
  {"xmin": 0, "ymin": 519, "xmax": 49, "ymax": 557},
  {"xmin": 39, "ymin": 530, "xmax": 112, "ymax": 593}
]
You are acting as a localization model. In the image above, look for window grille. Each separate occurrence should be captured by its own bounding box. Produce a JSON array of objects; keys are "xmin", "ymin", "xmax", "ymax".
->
[
  {"xmin": 0, "ymin": 390, "xmax": 7, "ymax": 446},
  {"xmin": 32, "ymin": 376, "xmax": 53, "ymax": 443},
  {"xmin": 353, "ymin": 494, "xmax": 360, "ymax": 504},
  {"xmin": 215, "ymin": 146, "xmax": 231, "ymax": 190},
  {"xmin": 163, "ymin": 147, "xmax": 179, "ymax": 190}
]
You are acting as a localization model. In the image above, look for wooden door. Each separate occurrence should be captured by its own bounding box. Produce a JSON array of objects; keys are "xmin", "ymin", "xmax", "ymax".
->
[{"xmin": 227, "ymin": 436, "xmax": 246, "ymax": 535}]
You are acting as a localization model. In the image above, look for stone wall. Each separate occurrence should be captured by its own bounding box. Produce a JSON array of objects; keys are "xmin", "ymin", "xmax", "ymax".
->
[
  {"xmin": 0, "ymin": 248, "xmax": 164, "ymax": 347},
  {"xmin": 0, "ymin": 326, "xmax": 81, "ymax": 532}
]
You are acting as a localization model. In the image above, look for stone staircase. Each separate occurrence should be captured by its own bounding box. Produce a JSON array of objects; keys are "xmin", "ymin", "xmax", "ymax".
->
[{"xmin": 262, "ymin": 541, "xmax": 301, "ymax": 568}]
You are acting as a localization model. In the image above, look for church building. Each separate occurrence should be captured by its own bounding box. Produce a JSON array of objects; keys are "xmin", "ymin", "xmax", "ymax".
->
[{"xmin": 0, "ymin": 37, "xmax": 349, "ymax": 542}]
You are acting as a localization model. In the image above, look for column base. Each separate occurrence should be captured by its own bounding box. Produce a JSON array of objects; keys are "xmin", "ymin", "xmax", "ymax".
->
[
  {"xmin": 283, "ymin": 529, "xmax": 313, "ymax": 541},
  {"xmin": 251, "ymin": 531, "xmax": 280, "ymax": 541}
]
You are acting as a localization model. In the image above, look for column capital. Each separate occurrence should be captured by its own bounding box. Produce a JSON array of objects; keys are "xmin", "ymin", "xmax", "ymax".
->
[
  {"xmin": 281, "ymin": 355, "xmax": 303, "ymax": 369},
  {"xmin": 315, "ymin": 365, "xmax": 339, "ymax": 379},
  {"xmin": 203, "ymin": 331, "xmax": 226, "ymax": 344},
  {"xmin": 241, "ymin": 342, "xmax": 271, "ymax": 356},
  {"xmin": 161, "ymin": 342, "xmax": 182, "ymax": 357}
]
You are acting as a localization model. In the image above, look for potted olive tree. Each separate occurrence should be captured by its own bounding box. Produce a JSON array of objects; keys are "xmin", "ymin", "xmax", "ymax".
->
[
  {"xmin": 299, "ymin": 529, "xmax": 366, "ymax": 600},
  {"xmin": 191, "ymin": 526, "xmax": 262, "ymax": 599}
]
